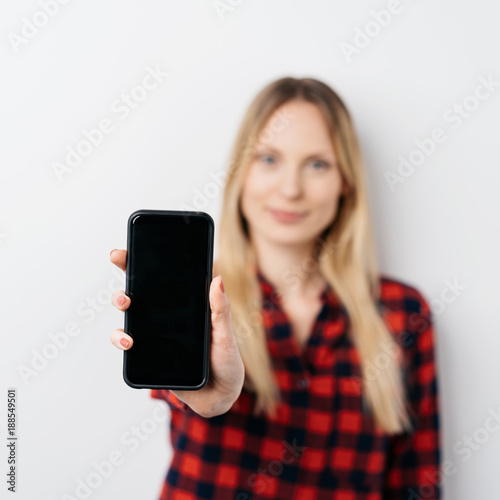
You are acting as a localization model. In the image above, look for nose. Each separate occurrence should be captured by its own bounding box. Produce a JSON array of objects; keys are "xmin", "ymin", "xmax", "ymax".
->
[{"xmin": 279, "ymin": 164, "xmax": 302, "ymax": 198}]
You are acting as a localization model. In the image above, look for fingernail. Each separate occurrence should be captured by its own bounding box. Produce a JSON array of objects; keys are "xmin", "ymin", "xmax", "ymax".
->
[
  {"xmin": 219, "ymin": 275, "xmax": 225, "ymax": 294},
  {"xmin": 120, "ymin": 338, "xmax": 130, "ymax": 348},
  {"xmin": 117, "ymin": 295, "xmax": 126, "ymax": 306},
  {"xmin": 110, "ymin": 249, "xmax": 116, "ymax": 258}
]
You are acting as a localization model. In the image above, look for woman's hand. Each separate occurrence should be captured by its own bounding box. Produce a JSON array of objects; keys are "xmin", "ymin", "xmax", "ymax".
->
[{"xmin": 109, "ymin": 249, "xmax": 245, "ymax": 418}]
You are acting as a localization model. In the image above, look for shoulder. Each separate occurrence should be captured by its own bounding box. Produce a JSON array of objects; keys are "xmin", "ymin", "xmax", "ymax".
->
[
  {"xmin": 377, "ymin": 274, "xmax": 435, "ymax": 357},
  {"xmin": 378, "ymin": 276, "xmax": 439, "ymax": 411},
  {"xmin": 378, "ymin": 273, "xmax": 432, "ymax": 320}
]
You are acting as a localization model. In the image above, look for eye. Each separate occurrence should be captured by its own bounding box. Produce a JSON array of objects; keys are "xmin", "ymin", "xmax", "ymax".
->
[
  {"xmin": 309, "ymin": 159, "xmax": 329, "ymax": 170},
  {"xmin": 259, "ymin": 155, "xmax": 276, "ymax": 165}
]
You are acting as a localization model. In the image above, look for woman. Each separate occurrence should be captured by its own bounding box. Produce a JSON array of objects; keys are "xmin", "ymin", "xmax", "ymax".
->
[{"xmin": 110, "ymin": 77, "xmax": 441, "ymax": 499}]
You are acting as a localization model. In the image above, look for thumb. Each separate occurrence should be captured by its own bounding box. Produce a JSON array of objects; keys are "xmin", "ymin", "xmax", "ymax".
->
[{"xmin": 209, "ymin": 275, "xmax": 234, "ymax": 347}]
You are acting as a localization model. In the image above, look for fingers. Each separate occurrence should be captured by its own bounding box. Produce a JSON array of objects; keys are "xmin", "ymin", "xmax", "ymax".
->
[
  {"xmin": 111, "ymin": 290, "xmax": 130, "ymax": 311},
  {"xmin": 110, "ymin": 250, "xmax": 129, "ymax": 311},
  {"xmin": 209, "ymin": 275, "xmax": 235, "ymax": 348},
  {"xmin": 109, "ymin": 275, "xmax": 131, "ymax": 349},
  {"xmin": 110, "ymin": 328, "xmax": 134, "ymax": 350},
  {"xmin": 210, "ymin": 275, "xmax": 229, "ymax": 318},
  {"xmin": 110, "ymin": 249, "xmax": 127, "ymax": 272}
]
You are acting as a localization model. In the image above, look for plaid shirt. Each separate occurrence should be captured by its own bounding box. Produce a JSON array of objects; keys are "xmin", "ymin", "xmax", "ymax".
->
[{"xmin": 151, "ymin": 268, "xmax": 441, "ymax": 500}]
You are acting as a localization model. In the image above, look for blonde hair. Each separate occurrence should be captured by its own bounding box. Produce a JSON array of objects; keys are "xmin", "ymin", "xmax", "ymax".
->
[{"xmin": 215, "ymin": 77, "xmax": 413, "ymax": 434}]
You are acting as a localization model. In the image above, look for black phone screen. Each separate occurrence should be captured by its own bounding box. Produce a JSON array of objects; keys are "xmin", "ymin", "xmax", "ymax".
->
[{"xmin": 123, "ymin": 210, "xmax": 213, "ymax": 389}]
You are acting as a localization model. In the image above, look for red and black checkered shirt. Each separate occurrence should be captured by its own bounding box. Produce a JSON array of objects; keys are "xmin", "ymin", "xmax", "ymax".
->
[{"xmin": 151, "ymin": 267, "xmax": 441, "ymax": 500}]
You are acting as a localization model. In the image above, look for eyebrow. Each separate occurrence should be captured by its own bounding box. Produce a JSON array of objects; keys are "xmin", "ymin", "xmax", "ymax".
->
[{"xmin": 255, "ymin": 146, "xmax": 336, "ymax": 161}]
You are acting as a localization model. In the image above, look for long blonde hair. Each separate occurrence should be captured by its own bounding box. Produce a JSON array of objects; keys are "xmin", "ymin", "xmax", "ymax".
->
[{"xmin": 215, "ymin": 77, "xmax": 413, "ymax": 434}]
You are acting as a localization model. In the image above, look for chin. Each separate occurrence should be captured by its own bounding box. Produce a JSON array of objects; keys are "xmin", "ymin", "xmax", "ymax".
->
[{"xmin": 265, "ymin": 228, "xmax": 314, "ymax": 244}]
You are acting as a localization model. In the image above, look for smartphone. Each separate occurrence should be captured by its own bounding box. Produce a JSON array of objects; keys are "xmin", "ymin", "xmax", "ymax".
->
[{"xmin": 123, "ymin": 209, "xmax": 214, "ymax": 390}]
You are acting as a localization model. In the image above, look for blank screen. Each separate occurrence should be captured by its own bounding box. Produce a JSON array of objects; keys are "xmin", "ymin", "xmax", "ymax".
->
[{"xmin": 124, "ymin": 211, "xmax": 212, "ymax": 388}]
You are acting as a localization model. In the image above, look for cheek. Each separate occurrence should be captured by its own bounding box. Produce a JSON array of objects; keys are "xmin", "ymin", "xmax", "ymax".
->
[
  {"xmin": 241, "ymin": 167, "xmax": 262, "ymax": 217},
  {"xmin": 242, "ymin": 164, "xmax": 270, "ymax": 201},
  {"xmin": 307, "ymin": 177, "xmax": 343, "ymax": 215}
]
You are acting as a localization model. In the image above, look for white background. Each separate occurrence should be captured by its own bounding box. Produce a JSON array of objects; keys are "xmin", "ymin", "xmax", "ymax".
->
[{"xmin": 1, "ymin": 1, "xmax": 499, "ymax": 499}]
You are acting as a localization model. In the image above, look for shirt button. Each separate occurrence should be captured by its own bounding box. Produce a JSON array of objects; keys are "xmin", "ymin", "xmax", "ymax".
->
[{"xmin": 296, "ymin": 377, "xmax": 309, "ymax": 389}]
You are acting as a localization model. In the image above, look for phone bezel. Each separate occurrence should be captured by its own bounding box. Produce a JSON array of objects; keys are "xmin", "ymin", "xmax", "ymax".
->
[{"xmin": 123, "ymin": 209, "xmax": 214, "ymax": 391}]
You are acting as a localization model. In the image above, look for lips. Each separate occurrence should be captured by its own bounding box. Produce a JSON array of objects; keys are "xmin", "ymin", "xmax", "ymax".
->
[
  {"xmin": 267, "ymin": 208, "xmax": 307, "ymax": 222},
  {"xmin": 269, "ymin": 209, "xmax": 306, "ymax": 217}
]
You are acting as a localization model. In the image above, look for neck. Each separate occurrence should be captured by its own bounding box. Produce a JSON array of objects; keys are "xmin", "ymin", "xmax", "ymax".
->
[{"xmin": 251, "ymin": 234, "xmax": 326, "ymax": 303}]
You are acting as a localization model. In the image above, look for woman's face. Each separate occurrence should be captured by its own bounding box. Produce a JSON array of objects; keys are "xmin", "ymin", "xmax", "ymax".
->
[{"xmin": 240, "ymin": 99, "xmax": 346, "ymax": 248}]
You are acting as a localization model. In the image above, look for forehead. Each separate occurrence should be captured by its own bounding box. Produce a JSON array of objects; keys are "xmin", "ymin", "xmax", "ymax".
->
[{"xmin": 257, "ymin": 100, "xmax": 335, "ymax": 155}]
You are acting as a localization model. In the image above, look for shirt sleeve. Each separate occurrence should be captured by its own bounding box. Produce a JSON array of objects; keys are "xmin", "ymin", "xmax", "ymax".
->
[
  {"xmin": 382, "ymin": 292, "xmax": 442, "ymax": 499},
  {"xmin": 150, "ymin": 389, "xmax": 190, "ymax": 413}
]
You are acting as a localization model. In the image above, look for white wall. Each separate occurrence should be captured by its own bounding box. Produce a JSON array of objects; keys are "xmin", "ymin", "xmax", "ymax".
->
[{"xmin": 1, "ymin": 1, "xmax": 499, "ymax": 499}]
